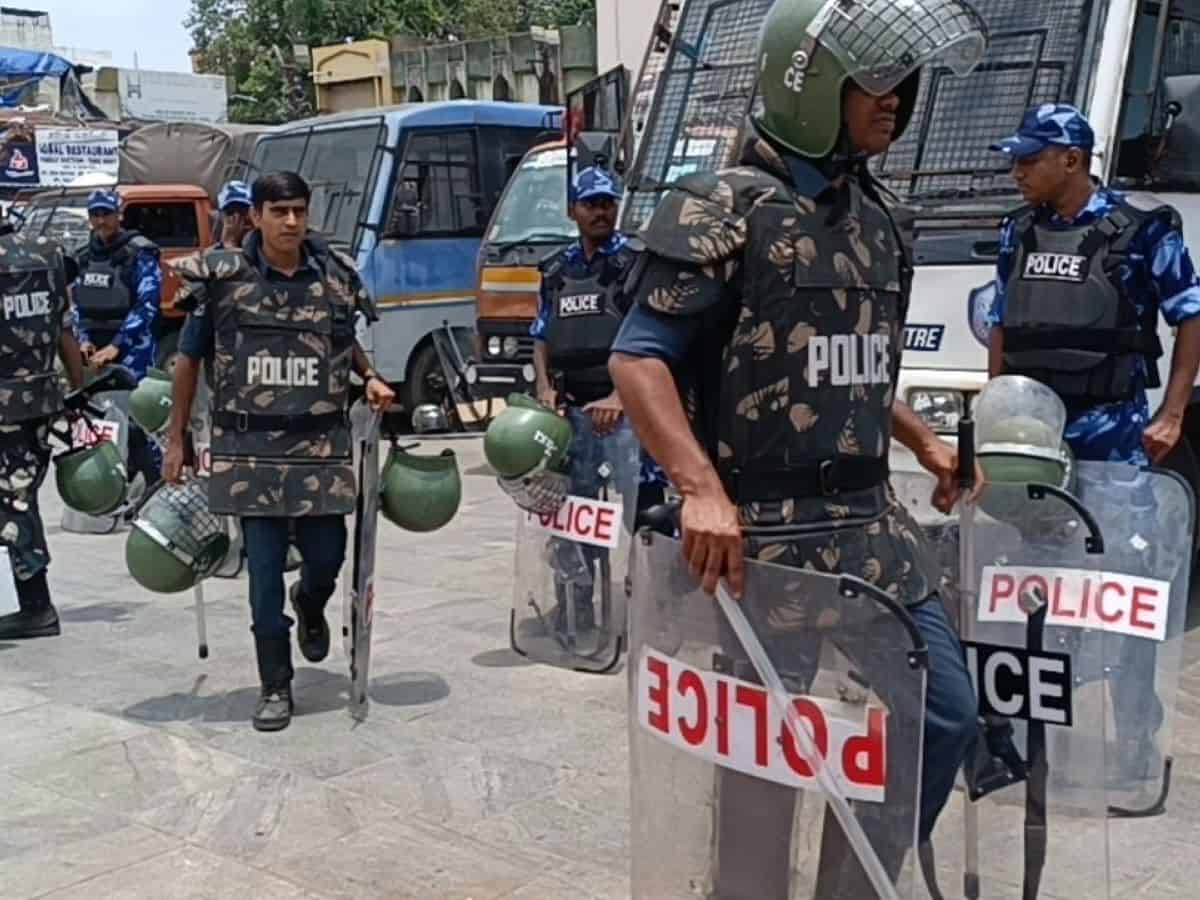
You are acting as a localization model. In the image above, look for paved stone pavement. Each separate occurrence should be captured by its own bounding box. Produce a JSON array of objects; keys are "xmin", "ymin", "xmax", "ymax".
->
[{"xmin": 0, "ymin": 435, "xmax": 1199, "ymax": 899}]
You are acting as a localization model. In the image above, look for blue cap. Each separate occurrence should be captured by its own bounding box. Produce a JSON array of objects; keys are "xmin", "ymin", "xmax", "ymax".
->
[
  {"xmin": 571, "ymin": 166, "xmax": 622, "ymax": 203},
  {"xmin": 218, "ymin": 180, "xmax": 252, "ymax": 212},
  {"xmin": 990, "ymin": 103, "xmax": 1096, "ymax": 160},
  {"xmin": 86, "ymin": 189, "xmax": 119, "ymax": 213}
]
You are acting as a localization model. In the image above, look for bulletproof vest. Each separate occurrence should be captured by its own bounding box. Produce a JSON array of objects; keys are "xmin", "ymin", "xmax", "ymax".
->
[
  {"xmin": 75, "ymin": 235, "xmax": 143, "ymax": 347},
  {"xmin": 206, "ymin": 249, "xmax": 358, "ymax": 518},
  {"xmin": 543, "ymin": 246, "xmax": 634, "ymax": 404},
  {"xmin": 0, "ymin": 236, "xmax": 66, "ymax": 422},
  {"xmin": 1003, "ymin": 203, "xmax": 1164, "ymax": 404},
  {"xmin": 714, "ymin": 170, "xmax": 910, "ymax": 505}
]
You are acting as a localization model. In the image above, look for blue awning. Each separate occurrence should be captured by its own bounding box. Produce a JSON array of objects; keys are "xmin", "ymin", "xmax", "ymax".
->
[{"xmin": 0, "ymin": 47, "xmax": 74, "ymax": 79}]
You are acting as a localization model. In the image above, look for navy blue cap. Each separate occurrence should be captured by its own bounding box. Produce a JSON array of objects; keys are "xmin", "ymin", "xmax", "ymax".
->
[
  {"xmin": 991, "ymin": 103, "xmax": 1096, "ymax": 160},
  {"xmin": 571, "ymin": 166, "xmax": 622, "ymax": 203},
  {"xmin": 86, "ymin": 189, "xmax": 119, "ymax": 213},
  {"xmin": 217, "ymin": 180, "xmax": 252, "ymax": 211}
]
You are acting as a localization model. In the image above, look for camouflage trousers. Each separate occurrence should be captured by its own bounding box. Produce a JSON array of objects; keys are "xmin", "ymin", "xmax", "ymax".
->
[{"xmin": 0, "ymin": 421, "xmax": 52, "ymax": 582}]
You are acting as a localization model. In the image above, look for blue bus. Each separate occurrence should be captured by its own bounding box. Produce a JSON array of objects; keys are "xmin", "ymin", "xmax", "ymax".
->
[{"xmin": 247, "ymin": 101, "xmax": 561, "ymax": 411}]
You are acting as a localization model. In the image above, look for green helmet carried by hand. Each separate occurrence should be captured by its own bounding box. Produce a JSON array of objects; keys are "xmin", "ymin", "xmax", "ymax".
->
[
  {"xmin": 129, "ymin": 368, "xmax": 172, "ymax": 435},
  {"xmin": 379, "ymin": 445, "xmax": 462, "ymax": 532},
  {"xmin": 975, "ymin": 375, "xmax": 1076, "ymax": 526},
  {"xmin": 126, "ymin": 480, "xmax": 231, "ymax": 594},
  {"xmin": 55, "ymin": 440, "xmax": 128, "ymax": 516},
  {"xmin": 484, "ymin": 394, "xmax": 574, "ymax": 513},
  {"xmin": 757, "ymin": 0, "xmax": 988, "ymax": 158}
]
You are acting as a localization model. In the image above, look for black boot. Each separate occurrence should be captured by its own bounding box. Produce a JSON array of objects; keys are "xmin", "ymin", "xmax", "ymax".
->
[
  {"xmin": 289, "ymin": 581, "xmax": 330, "ymax": 663},
  {"xmin": 253, "ymin": 635, "xmax": 294, "ymax": 732},
  {"xmin": 0, "ymin": 571, "xmax": 60, "ymax": 640}
]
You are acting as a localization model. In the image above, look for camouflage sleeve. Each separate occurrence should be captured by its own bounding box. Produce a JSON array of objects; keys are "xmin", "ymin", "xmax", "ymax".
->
[
  {"xmin": 171, "ymin": 251, "xmax": 212, "ymax": 315},
  {"xmin": 113, "ymin": 249, "xmax": 161, "ymax": 351}
]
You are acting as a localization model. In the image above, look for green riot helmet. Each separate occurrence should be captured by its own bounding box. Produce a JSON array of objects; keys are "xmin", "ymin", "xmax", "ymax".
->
[
  {"xmin": 126, "ymin": 480, "xmax": 232, "ymax": 593},
  {"xmin": 129, "ymin": 368, "xmax": 172, "ymax": 435},
  {"xmin": 756, "ymin": 0, "xmax": 988, "ymax": 158},
  {"xmin": 484, "ymin": 394, "xmax": 574, "ymax": 514},
  {"xmin": 974, "ymin": 375, "xmax": 1076, "ymax": 524},
  {"xmin": 55, "ymin": 440, "xmax": 128, "ymax": 516},
  {"xmin": 379, "ymin": 445, "xmax": 462, "ymax": 532}
]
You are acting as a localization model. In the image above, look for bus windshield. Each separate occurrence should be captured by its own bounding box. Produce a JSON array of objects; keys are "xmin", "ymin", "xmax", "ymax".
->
[
  {"xmin": 250, "ymin": 122, "xmax": 382, "ymax": 249},
  {"xmin": 486, "ymin": 147, "xmax": 575, "ymax": 247}
]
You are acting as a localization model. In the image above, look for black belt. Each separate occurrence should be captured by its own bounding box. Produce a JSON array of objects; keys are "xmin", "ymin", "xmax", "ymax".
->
[
  {"xmin": 722, "ymin": 456, "xmax": 889, "ymax": 502},
  {"xmin": 213, "ymin": 410, "xmax": 347, "ymax": 433}
]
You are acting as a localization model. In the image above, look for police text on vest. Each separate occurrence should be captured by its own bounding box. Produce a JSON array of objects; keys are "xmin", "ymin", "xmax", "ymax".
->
[
  {"xmin": 2, "ymin": 291, "xmax": 50, "ymax": 320},
  {"xmin": 806, "ymin": 334, "xmax": 891, "ymax": 388},
  {"xmin": 557, "ymin": 293, "xmax": 601, "ymax": 317},
  {"xmin": 246, "ymin": 356, "xmax": 320, "ymax": 388},
  {"xmin": 82, "ymin": 272, "xmax": 113, "ymax": 289},
  {"xmin": 1023, "ymin": 252, "xmax": 1088, "ymax": 283}
]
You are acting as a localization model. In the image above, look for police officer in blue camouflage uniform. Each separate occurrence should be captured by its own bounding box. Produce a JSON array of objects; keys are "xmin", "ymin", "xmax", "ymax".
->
[
  {"xmin": 215, "ymin": 180, "xmax": 253, "ymax": 251},
  {"xmin": 532, "ymin": 164, "xmax": 668, "ymax": 511},
  {"xmin": 73, "ymin": 188, "xmax": 163, "ymax": 489},
  {"xmin": 987, "ymin": 103, "xmax": 1200, "ymax": 770}
]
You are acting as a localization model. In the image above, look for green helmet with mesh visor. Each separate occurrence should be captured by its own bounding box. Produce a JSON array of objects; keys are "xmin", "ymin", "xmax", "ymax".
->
[
  {"xmin": 757, "ymin": 0, "xmax": 989, "ymax": 159},
  {"xmin": 484, "ymin": 394, "xmax": 575, "ymax": 515}
]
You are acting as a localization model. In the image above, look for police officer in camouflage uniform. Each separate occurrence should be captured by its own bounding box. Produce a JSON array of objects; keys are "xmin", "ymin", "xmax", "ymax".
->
[
  {"xmin": 73, "ymin": 188, "xmax": 163, "ymax": 490},
  {"xmin": 165, "ymin": 172, "xmax": 395, "ymax": 732},
  {"xmin": 611, "ymin": 0, "xmax": 987, "ymax": 892},
  {"xmin": 0, "ymin": 235, "xmax": 84, "ymax": 640}
]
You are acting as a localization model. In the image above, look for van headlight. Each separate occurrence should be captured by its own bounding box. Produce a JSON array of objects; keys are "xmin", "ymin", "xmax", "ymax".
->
[
  {"xmin": 487, "ymin": 336, "xmax": 502, "ymax": 357},
  {"xmin": 907, "ymin": 388, "xmax": 965, "ymax": 435},
  {"xmin": 502, "ymin": 337, "xmax": 520, "ymax": 359}
]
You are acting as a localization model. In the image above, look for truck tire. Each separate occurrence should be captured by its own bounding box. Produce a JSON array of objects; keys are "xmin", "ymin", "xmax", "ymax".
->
[{"xmin": 404, "ymin": 344, "xmax": 447, "ymax": 414}]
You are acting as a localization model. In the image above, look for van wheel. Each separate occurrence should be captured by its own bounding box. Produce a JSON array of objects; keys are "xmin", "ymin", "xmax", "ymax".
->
[{"xmin": 404, "ymin": 344, "xmax": 450, "ymax": 414}]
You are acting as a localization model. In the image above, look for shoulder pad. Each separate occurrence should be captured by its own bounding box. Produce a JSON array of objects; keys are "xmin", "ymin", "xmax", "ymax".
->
[
  {"xmin": 1117, "ymin": 192, "xmax": 1182, "ymax": 230},
  {"xmin": 128, "ymin": 234, "xmax": 160, "ymax": 256},
  {"xmin": 325, "ymin": 245, "xmax": 360, "ymax": 280},
  {"xmin": 640, "ymin": 169, "xmax": 780, "ymax": 267},
  {"xmin": 538, "ymin": 249, "xmax": 569, "ymax": 282}
]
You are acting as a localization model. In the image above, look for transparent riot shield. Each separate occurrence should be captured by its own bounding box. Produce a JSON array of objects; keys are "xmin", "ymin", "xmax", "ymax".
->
[
  {"xmin": 629, "ymin": 530, "xmax": 929, "ymax": 899},
  {"xmin": 910, "ymin": 462, "xmax": 1192, "ymax": 900},
  {"xmin": 510, "ymin": 420, "xmax": 640, "ymax": 673},
  {"xmin": 189, "ymin": 363, "xmax": 243, "ymax": 578},
  {"xmin": 60, "ymin": 388, "xmax": 131, "ymax": 535}
]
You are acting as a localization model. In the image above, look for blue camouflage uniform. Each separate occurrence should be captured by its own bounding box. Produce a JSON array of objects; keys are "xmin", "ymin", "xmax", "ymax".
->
[
  {"xmin": 988, "ymin": 104, "xmax": 1200, "ymax": 753},
  {"xmin": 988, "ymin": 104, "xmax": 1200, "ymax": 466},
  {"xmin": 71, "ymin": 190, "xmax": 162, "ymax": 382},
  {"xmin": 531, "ymin": 167, "xmax": 669, "ymax": 496}
]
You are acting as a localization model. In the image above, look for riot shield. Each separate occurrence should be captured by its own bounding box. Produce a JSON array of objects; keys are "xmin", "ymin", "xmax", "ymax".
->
[
  {"xmin": 60, "ymin": 388, "xmax": 131, "ymax": 535},
  {"xmin": 344, "ymin": 400, "xmax": 382, "ymax": 721},
  {"xmin": 188, "ymin": 363, "xmax": 243, "ymax": 579},
  {"xmin": 629, "ymin": 530, "xmax": 929, "ymax": 899},
  {"xmin": 510, "ymin": 420, "xmax": 640, "ymax": 674},
  {"xmin": 911, "ymin": 462, "xmax": 1192, "ymax": 900}
]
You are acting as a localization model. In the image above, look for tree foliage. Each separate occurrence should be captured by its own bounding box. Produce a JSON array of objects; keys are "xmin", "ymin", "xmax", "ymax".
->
[{"xmin": 186, "ymin": 0, "xmax": 596, "ymax": 123}]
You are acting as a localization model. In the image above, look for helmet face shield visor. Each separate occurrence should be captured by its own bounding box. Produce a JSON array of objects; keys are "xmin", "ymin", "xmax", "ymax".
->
[{"xmin": 808, "ymin": 0, "xmax": 989, "ymax": 96}]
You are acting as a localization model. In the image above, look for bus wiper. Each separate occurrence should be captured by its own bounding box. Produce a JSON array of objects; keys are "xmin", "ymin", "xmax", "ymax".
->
[{"xmin": 491, "ymin": 233, "xmax": 574, "ymax": 255}]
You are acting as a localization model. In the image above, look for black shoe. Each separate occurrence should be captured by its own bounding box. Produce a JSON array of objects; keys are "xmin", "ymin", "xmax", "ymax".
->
[
  {"xmin": 0, "ymin": 572, "xmax": 60, "ymax": 640},
  {"xmin": 289, "ymin": 582, "xmax": 329, "ymax": 663},
  {"xmin": 0, "ymin": 603, "xmax": 60, "ymax": 640},
  {"xmin": 253, "ymin": 635, "xmax": 294, "ymax": 732},
  {"xmin": 253, "ymin": 684, "xmax": 294, "ymax": 732}
]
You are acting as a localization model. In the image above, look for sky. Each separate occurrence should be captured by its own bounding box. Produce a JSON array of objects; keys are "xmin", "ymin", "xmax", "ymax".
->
[{"xmin": 24, "ymin": 0, "xmax": 195, "ymax": 72}]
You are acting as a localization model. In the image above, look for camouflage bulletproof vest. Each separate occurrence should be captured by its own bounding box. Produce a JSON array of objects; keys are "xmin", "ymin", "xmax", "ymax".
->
[
  {"xmin": 717, "ymin": 168, "xmax": 908, "ymax": 498},
  {"xmin": 0, "ymin": 235, "xmax": 67, "ymax": 423},
  {"xmin": 206, "ymin": 250, "xmax": 357, "ymax": 518}
]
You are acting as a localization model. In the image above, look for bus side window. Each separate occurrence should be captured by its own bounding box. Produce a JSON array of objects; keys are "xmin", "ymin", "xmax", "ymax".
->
[
  {"xmin": 1116, "ymin": 0, "xmax": 1200, "ymax": 186},
  {"xmin": 387, "ymin": 130, "xmax": 482, "ymax": 238}
]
